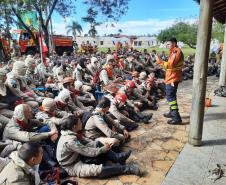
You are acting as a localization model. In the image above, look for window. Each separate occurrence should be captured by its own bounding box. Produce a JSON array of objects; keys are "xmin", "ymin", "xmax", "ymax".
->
[
  {"xmin": 100, "ymin": 41, "xmax": 104, "ymax": 45},
  {"xmin": 138, "ymin": 41, "xmax": 142, "ymax": 46},
  {"xmin": 134, "ymin": 41, "xmax": 138, "ymax": 46}
]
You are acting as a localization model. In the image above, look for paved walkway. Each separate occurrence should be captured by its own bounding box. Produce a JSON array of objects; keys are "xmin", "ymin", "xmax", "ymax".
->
[
  {"xmin": 76, "ymin": 77, "xmax": 219, "ymax": 185},
  {"xmin": 162, "ymin": 95, "xmax": 226, "ymax": 185}
]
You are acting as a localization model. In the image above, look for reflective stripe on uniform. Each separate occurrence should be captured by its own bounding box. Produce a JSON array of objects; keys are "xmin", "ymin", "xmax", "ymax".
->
[
  {"xmin": 171, "ymin": 105, "xmax": 178, "ymax": 110},
  {"xmin": 168, "ymin": 100, "xmax": 177, "ymax": 106}
]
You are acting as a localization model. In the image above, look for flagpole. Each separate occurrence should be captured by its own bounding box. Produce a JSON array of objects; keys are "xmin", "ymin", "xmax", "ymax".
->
[
  {"xmin": 45, "ymin": 4, "xmax": 52, "ymax": 56},
  {"xmin": 48, "ymin": 2, "xmax": 54, "ymax": 56},
  {"xmin": 38, "ymin": 17, "xmax": 44, "ymax": 65}
]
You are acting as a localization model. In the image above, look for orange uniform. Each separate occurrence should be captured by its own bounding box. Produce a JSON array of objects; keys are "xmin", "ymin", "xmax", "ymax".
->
[{"xmin": 157, "ymin": 47, "xmax": 184, "ymax": 84}]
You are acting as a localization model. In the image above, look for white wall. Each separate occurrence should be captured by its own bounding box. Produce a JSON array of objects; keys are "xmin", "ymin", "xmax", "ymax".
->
[{"xmin": 75, "ymin": 36, "xmax": 159, "ymax": 48}]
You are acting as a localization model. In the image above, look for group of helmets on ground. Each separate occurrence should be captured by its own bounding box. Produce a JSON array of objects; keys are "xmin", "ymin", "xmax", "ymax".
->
[{"xmin": 0, "ymin": 49, "xmax": 170, "ymax": 184}]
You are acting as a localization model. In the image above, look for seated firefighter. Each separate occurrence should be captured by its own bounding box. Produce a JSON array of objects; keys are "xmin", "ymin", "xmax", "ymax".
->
[
  {"xmin": 57, "ymin": 115, "xmax": 143, "ymax": 178},
  {"xmin": 118, "ymin": 80, "xmax": 153, "ymax": 123},
  {"xmin": 107, "ymin": 93, "xmax": 139, "ymax": 131},
  {"xmin": 3, "ymin": 104, "xmax": 57, "ymax": 142},
  {"xmin": 0, "ymin": 142, "xmax": 43, "ymax": 185},
  {"xmin": 85, "ymin": 97, "xmax": 129, "ymax": 147},
  {"xmin": 0, "ymin": 68, "xmax": 14, "ymax": 130},
  {"xmin": 118, "ymin": 80, "xmax": 155, "ymax": 111},
  {"xmin": 99, "ymin": 54, "xmax": 122, "ymax": 86},
  {"xmin": 36, "ymin": 97, "xmax": 70, "ymax": 130},
  {"xmin": 74, "ymin": 80, "xmax": 96, "ymax": 106},
  {"xmin": 61, "ymin": 77, "xmax": 93, "ymax": 124},
  {"xmin": 73, "ymin": 57, "xmax": 92, "ymax": 91},
  {"xmin": 5, "ymin": 61, "xmax": 40, "ymax": 109}
]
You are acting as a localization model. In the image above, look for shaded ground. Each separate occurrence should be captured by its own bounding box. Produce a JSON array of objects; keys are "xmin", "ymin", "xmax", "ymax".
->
[{"xmin": 77, "ymin": 76, "xmax": 219, "ymax": 185}]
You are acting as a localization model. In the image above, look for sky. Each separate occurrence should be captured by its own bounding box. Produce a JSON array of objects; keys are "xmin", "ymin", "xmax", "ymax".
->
[{"xmin": 52, "ymin": 0, "xmax": 200, "ymax": 36}]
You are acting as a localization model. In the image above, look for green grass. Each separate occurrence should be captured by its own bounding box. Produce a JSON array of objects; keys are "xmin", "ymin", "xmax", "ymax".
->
[
  {"xmin": 98, "ymin": 45, "xmax": 196, "ymax": 58},
  {"xmin": 148, "ymin": 45, "xmax": 196, "ymax": 58}
]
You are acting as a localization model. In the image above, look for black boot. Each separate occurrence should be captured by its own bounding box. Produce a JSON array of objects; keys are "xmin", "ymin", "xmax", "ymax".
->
[
  {"xmin": 126, "ymin": 123, "xmax": 139, "ymax": 131},
  {"xmin": 149, "ymin": 100, "xmax": 158, "ymax": 110},
  {"xmin": 163, "ymin": 109, "xmax": 173, "ymax": 118},
  {"xmin": 150, "ymin": 105, "xmax": 158, "ymax": 110},
  {"xmin": 98, "ymin": 164, "xmax": 143, "ymax": 178},
  {"xmin": 136, "ymin": 112, "xmax": 145, "ymax": 120},
  {"xmin": 132, "ymin": 114, "xmax": 140, "ymax": 122},
  {"xmin": 121, "ymin": 121, "xmax": 139, "ymax": 131},
  {"xmin": 145, "ymin": 113, "xmax": 153, "ymax": 120},
  {"xmin": 106, "ymin": 150, "xmax": 132, "ymax": 164},
  {"xmin": 167, "ymin": 110, "xmax": 182, "ymax": 125},
  {"xmin": 142, "ymin": 116, "xmax": 151, "ymax": 124},
  {"xmin": 123, "ymin": 164, "xmax": 144, "ymax": 176},
  {"xmin": 137, "ymin": 112, "xmax": 152, "ymax": 124}
]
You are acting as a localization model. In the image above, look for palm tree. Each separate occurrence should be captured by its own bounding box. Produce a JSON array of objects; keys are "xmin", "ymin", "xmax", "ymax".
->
[
  {"xmin": 66, "ymin": 21, "xmax": 83, "ymax": 39},
  {"xmin": 88, "ymin": 25, "xmax": 98, "ymax": 37},
  {"xmin": 118, "ymin": 29, "xmax": 122, "ymax": 35},
  {"xmin": 82, "ymin": 8, "xmax": 101, "ymax": 38}
]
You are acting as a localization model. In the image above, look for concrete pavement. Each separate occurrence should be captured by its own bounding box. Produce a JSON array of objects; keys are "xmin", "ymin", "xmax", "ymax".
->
[{"xmin": 162, "ymin": 95, "xmax": 226, "ymax": 185}]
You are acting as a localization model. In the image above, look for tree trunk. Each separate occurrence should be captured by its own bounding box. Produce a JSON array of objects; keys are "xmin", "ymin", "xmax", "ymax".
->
[
  {"xmin": 4, "ymin": 3, "xmax": 11, "ymax": 58},
  {"xmin": 73, "ymin": 32, "xmax": 76, "ymax": 41}
]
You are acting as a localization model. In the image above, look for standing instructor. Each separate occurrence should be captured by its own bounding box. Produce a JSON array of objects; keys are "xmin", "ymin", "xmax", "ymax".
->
[{"xmin": 156, "ymin": 38, "xmax": 184, "ymax": 124}]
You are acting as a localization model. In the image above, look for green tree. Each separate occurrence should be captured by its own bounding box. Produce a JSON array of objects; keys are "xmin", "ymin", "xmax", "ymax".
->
[
  {"xmin": 157, "ymin": 22, "xmax": 198, "ymax": 49},
  {"xmin": 82, "ymin": 8, "xmax": 100, "ymax": 37},
  {"xmin": 1, "ymin": 0, "xmax": 76, "ymax": 51},
  {"xmin": 212, "ymin": 20, "xmax": 224, "ymax": 42},
  {"xmin": 0, "ymin": 0, "xmax": 129, "ymax": 52},
  {"xmin": 0, "ymin": 1, "xmax": 15, "ymax": 38},
  {"xmin": 66, "ymin": 21, "xmax": 83, "ymax": 39}
]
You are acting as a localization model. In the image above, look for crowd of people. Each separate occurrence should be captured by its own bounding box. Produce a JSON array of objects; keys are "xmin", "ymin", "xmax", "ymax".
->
[{"xmin": 0, "ymin": 37, "xmax": 222, "ymax": 184}]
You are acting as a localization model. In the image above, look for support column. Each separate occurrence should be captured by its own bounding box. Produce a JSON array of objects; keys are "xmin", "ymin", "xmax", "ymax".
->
[
  {"xmin": 219, "ymin": 21, "xmax": 226, "ymax": 86},
  {"xmin": 188, "ymin": 0, "xmax": 213, "ymax": 146}
]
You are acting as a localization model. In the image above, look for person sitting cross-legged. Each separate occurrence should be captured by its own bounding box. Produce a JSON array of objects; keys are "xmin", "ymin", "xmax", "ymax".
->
[{"xmin": 56, "ymin": 115, "xmax": 143, "ymax": 178}]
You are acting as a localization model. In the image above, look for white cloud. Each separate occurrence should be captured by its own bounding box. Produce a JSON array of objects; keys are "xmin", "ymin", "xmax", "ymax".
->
[
  {"xmin": 52, "ymin": 18, "xmax": 197, "ymax": 36},
  {"xmin": 51, "ymin": 17, "xmax": 74, "ymax": 35}
]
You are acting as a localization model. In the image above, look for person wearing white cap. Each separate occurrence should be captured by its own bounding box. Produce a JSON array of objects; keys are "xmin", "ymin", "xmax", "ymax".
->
[
  {"xmin": 3, "ymin": 104, "xmax": 57, "ymax": 142},
  {"xmin": 0, "ymin": 69, "xmax": 14, "ymax": 129},
  {"xmin": 73, "ymin": 57, "xmax": 92, "ymax": 92},
  {"xmin": 87, "ymin": 57, "xmax": 99, "ymax": 76},
  {"xmin": 54, "ymin": 89, "xmax": 72, "ymax": 113},
  {"xmin": 35, "ymin": 98, "xmax": 70, "ymax": 130},
  {"xmin": 24, "ymin": 56, "xmax": 38, "ymax": 88},
  {"xmin": 55, "ymin": 61, "xmax": 67, "ymax": 83},
  {"xmin": 5, "ymin": 61, "xmax": 39, "ymax": 108},
  {"xmin": 36, "ymin": 58, "xmax": 53, "ymax": 84},
  {"xmin": 74, "ymin": 80, "xmax": 96, "ymax": 105}
]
